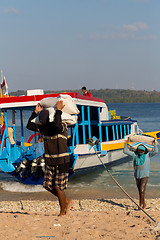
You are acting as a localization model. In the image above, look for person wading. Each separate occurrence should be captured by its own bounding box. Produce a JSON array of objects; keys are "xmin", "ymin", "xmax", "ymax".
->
[{"xmin": 123, "ymin": 137, "xmax": 158, "ymax": 209}]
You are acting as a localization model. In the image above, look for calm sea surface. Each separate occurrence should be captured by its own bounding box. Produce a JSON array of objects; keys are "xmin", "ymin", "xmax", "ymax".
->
[{"xmin": 0, "ymin": 102, "xmax": 160, "ymax": 201}]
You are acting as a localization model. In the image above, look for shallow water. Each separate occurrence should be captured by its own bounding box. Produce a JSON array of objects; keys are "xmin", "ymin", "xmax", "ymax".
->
[{"xmin": 0, "ymin": 102, "xmax": 160, "ymax": 201}]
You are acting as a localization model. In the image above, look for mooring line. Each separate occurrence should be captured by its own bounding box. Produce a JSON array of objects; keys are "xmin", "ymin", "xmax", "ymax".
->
[{"xmin": 94, "ymin": 149, "xmax": 157, "ymax": 223}]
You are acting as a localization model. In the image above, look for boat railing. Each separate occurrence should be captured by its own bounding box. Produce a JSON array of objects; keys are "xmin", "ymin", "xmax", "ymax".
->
[
  {"xmin": 0, "ymin": 111, "xmax": 24, "ymax": 167},
  {"xmin": 0, "ymin": 112, "xmax": 10, "ymax": 155},
  {"xmin": 68, "ymin": 104, "xmax": 135, "ymax": 155}
]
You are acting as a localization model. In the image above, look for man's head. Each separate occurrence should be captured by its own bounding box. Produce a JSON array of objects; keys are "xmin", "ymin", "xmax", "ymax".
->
[
  {"xmin": 137, "ymin": 145, "xmax": 146, "ymax": 155},
  {"xmin": 82, "ymin": 86, "xmax": 87, "ymax": 94}
]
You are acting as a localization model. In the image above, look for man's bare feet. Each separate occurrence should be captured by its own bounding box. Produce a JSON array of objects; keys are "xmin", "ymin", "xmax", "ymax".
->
[
  {"xmin": 138, "ymin": 203, "xmax": 146, "ymax": 210},
  {"xmin": 58, "ymin": 210, "xmax": 66, "ymax": 216},
  {"xmin": 142, "ymin": 203, "xmax": 146, "ymax": 209},
  {"xmin": 65, "ymin": 199, "xmax": 74, "ymax": 214},
  {"xmin": 138, "ymin": 203, "xmax": 142, "ymax": 210}
]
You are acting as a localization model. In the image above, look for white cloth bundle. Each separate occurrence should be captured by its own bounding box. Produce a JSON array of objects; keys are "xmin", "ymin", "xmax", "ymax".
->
[
  {"xmin": 40, "ymin": 94, "xmax": 80, "ymax": 115},
  {"xmin": 31, "ymin": 107, "xmax": 78, "ymax": 126},
  {"xmin": 129, "ymin": 133, "xmax": 157, "ymax": 145},
  {"xmin": 129, "ymin": 142, "xmax": 154, "ymax": 152},
  {"xmin": 32, "ymin": 94, "xmax": 79, "ymax": 126},
  {"xmin": 47, "ymin": 107, "xmax": 78, "ymax": 125}
]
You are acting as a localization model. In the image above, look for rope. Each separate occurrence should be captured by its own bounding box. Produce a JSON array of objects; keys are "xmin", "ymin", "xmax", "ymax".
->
[{"xmin": 94, "ymin": 150, "xmax": 157, "ymax": 223}]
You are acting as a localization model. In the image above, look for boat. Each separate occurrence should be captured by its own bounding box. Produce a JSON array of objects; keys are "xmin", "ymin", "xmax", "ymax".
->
[{"xmin": 0, "ymin": 89, "xmax": 159, "ymax": 184}]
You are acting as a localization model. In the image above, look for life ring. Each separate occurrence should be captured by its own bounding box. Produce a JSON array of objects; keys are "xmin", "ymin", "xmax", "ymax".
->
[{"xmin": 27, "ymin": 133, "xmax": 39, "ymax": 143}]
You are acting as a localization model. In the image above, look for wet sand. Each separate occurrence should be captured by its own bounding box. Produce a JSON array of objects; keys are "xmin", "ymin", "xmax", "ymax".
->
[{"xmin": 0, "ymin": 185, "xmax": 159, "ymax": 202}]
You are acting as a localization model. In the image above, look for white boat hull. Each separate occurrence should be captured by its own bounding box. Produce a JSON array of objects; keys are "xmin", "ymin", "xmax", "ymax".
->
[{"xmin": 73, "ymin": 149, "xmax": 129, "ymax": 171}]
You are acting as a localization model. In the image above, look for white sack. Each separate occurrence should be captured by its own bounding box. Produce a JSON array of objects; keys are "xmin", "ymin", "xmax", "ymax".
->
[
  {"xmin": 129, "ymin": 134, "xmax": 157, "ymax": 145},
  {"xmin": 40, "ymin": 94, "xmax": 80, "ymax": 115},
  {"xmin": 47, "ymin": 107, "xmax": 78, "ymax": 125},
  {"xmin": 61, "ymin": 113, "xmax": 78, "ymax": 125},
  {"xmin": 31, "ymin": 107, "xmax": 78, "ymax": 126},
  {"xmin": 40, "ymin": 97, "xmax": 57, "ymax": 108},
  {"xmin": 129, "ymin": 142, "xmax": 154, "ymax": 152}
]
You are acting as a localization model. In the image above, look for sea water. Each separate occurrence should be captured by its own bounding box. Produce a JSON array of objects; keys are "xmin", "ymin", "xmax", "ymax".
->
[{"xmin": 0, "ymin": 103, "xmax": 160, "ymax": 200}]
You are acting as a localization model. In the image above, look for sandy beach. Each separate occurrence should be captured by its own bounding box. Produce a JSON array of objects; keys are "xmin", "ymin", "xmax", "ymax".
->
[{"xmin": 0, "ymin": 198, "xmax": 160, "ymax": 240}]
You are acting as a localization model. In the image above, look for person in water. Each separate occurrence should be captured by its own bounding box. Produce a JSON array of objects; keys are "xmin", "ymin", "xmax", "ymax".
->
[
  {"xmin": 81, "ymin": 86, "xmax": 93, "ymax": 97},
  {"xmin": 123, "ymin": 137, "xmax": 158, "ymax": 209},
  {"xmin": 27, "ymin": 101, "xmax": 73, "ymax": 216}
]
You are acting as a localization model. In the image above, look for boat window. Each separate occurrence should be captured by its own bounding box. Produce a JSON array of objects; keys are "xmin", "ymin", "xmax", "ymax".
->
[
  {"xmin": 78, "ymin": 125, "xmax": 83, "ymax": 144},
  {"xmin": 70, "ymin": 104, "xmax": 133, "ymax": 146},
  {"xmin": 90, "ymin": 106, "xmax": 100, "ymax": 121},
  {"xmin": 84, "ymin": 106, "xmax": 88, "ymax": 120},
  {"xmin": 91, "ymin": 125, "xmax": 99, "ymax": 140},
  {"xmin": 102, "ymin": 126, "xmax": 107, "ymax": 142},
  {"xmin": 67, "ymin": 103, "xmax": 133, "ymax": 151},
  {"xmin": 117, "ymin": 124, "xmax": 131, "ymax": 139},
  {"xmin": 85, "ymin": 125, "xmax": 90, "ymax": 143},
  {"xmin": 77, "ymin": 105, "xmax": 89, "ymax": 121},
  {"xmin": 77, "ymin": 105, "xmax": 101, "ymax": 121},
  {"xmin": 75, "ymin": 125, "xmax": 90, "ymax": 145},
  {"xmin": 121, "ymin": 124, "xmax": 131, "ymax": 138},
  {"xmin": 101, "ymin": 124, "xmax": 132, "ymax": 142},
  {"xmin": 108, "ymin": 126, "xmax": 114, "ymax": 141},
  {"xmin": 77, "ymin": 105, "xmax": 82, "ymax": 121}
]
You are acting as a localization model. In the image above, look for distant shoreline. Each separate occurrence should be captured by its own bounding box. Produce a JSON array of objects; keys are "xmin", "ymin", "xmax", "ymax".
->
[{"xmin": 9, "ymin": 89, "xmax": 160, "ymax": 103}]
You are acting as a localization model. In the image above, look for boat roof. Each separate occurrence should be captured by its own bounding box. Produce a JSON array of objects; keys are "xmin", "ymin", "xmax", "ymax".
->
[{"xmin": 0, "ymin": 92, "xmax": 106, "ymax": 110}]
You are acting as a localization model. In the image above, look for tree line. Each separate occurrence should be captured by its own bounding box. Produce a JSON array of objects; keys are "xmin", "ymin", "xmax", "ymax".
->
[{"xmin": 9, "ymin": 88, "xmax": 160, "ymax": 103}]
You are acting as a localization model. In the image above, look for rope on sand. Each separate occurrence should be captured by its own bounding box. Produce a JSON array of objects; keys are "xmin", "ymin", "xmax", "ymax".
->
[
  {"xmin": 88, "ymin": 138, "xmax": 157, "ymax": 223},
  {"xmin": 95, "ymin": 151, "xmax": 157, "ymax": 223},
  {"xmin": 20, "ymin": 200, "xmax": 24, "ymax": 210}
]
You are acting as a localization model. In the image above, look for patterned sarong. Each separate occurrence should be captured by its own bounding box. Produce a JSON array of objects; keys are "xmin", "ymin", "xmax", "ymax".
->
[{"xmin": 43, "ymin": 165, "xmax": 69, "ymax": 191}]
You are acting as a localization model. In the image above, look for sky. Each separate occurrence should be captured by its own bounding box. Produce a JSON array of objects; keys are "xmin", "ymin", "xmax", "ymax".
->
[{"xmin": 0, "ymin": 0, "xmax": 160, "ymax": 92}]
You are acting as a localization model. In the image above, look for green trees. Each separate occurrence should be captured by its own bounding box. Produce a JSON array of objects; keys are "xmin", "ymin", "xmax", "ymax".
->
[{"xmin": 9, "ymin": 89, "xmax": 160, "ymax": 103}]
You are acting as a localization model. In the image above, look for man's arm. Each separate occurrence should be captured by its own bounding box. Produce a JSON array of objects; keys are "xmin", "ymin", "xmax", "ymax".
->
[
  {"xmin": 123, "ymin": 138, "xmax": 135, "ymax": 157},
  {"xmin": 53, "ymin": 100, "xmax": 65, "ymax": 132},
  {"xmin": 26, "ymin": 111, "xmax": 39, "ymax": 131},
  {"xmin": 149, "ymin": 140, "xmax": 158, "ymax": 157},
  {"xmin": 26, "ymin": 103, "xmax": 43, "ymax": 132}
]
